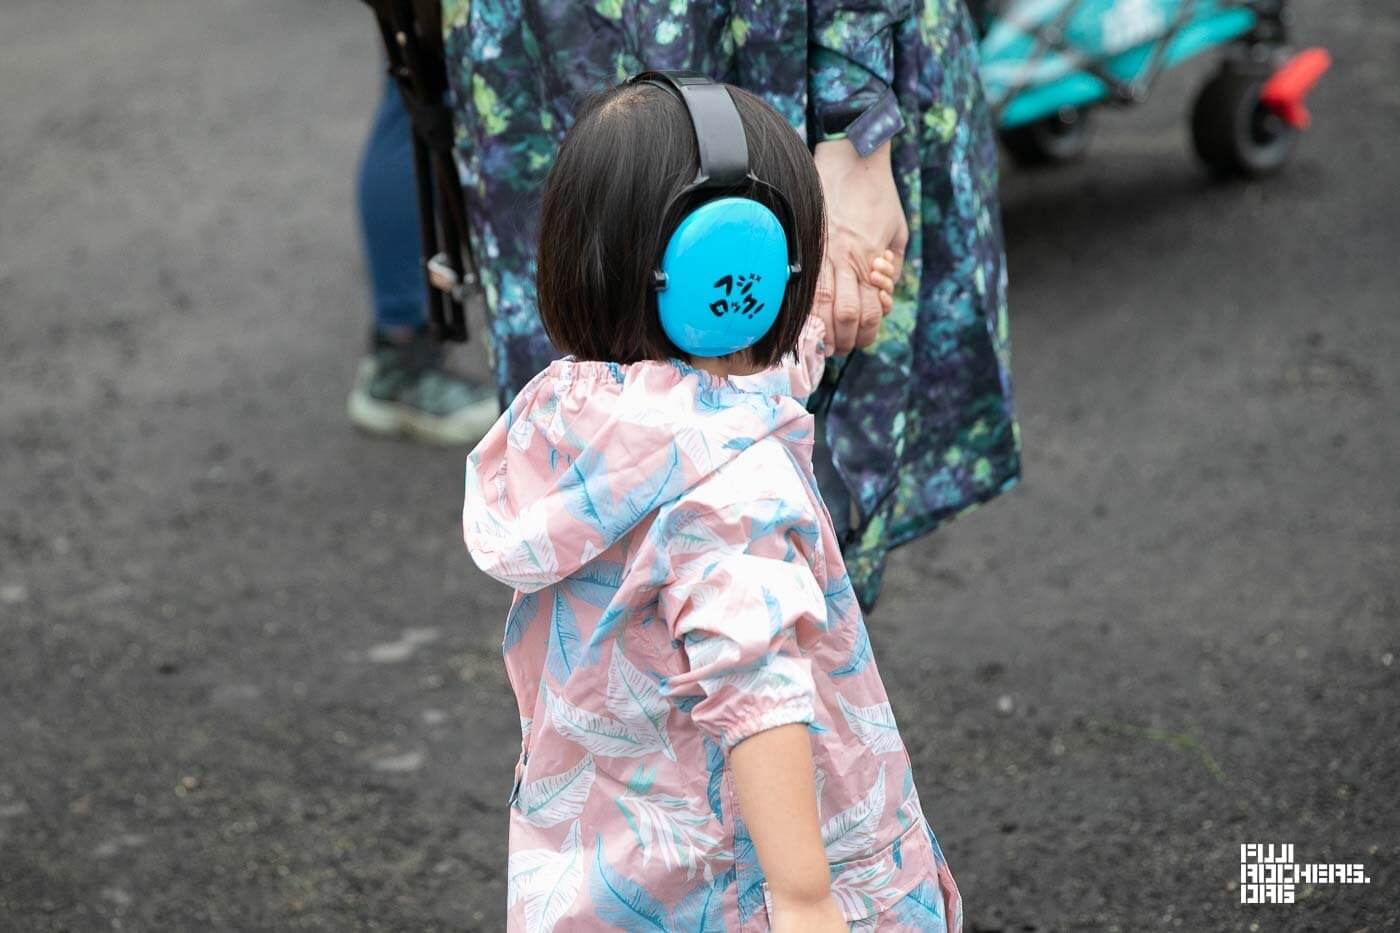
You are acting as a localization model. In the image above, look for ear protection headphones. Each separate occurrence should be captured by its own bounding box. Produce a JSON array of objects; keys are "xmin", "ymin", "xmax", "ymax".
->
[{"xmin": 625, "ymin": 70, "xmax": 802, "ymax": 358}]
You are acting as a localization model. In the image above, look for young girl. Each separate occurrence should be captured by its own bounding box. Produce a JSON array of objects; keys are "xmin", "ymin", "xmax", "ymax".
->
[{"xmin": 464, "ymin": 79, "xmax": 962, "ymax": 932}]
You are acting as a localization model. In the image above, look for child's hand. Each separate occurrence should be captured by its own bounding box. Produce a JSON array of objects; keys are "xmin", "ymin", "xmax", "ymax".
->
[{"xmin": 869, "ymin": 249, "xmax": 897, "ymax": 314}]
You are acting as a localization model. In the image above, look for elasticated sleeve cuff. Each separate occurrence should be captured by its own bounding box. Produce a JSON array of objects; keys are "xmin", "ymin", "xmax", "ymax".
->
[{"xmin": 720, "ymin": 695, "xmax": 817, "ymax": 751}]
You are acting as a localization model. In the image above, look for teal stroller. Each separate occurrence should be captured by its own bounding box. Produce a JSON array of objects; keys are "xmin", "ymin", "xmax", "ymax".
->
[{"xmin": 973, "ymin": 0, "xmax": 1330, "ymax": 176}]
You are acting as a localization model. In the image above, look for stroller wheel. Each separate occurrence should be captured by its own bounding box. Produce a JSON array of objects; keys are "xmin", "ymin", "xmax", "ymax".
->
[
  {"xmin": 1191, "ymin": 68, "xmax": 1297, "ymax": 177},
  {"xmin": 1000, "ymin": 109, "xmax": 1093, "ymax": 168}
]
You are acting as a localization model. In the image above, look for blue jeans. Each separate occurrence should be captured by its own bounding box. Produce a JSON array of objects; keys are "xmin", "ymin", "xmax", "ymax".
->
[{"xmin": 357, "ymin": 75, "xmax": 425, "ymax": 331}]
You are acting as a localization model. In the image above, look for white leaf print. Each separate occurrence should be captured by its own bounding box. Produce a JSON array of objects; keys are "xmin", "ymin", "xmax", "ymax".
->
[
  {"xmin": 665, "ymin": 507, "xmax": 736, "ymax": 556},
  {"xmin": 686, "ymin": 648, "xmax": 809, "ymax": 703},
  {"xmin": 821, "ymin": 762, "xmax": 887, "ymax": 861},
  {"xmin": 686, "ymin": 578, "xmax": 729, "ymax": 613},
  {"xmin": 518, "ymin": 755, "xmax": 595, "ymax": 827},
  {"xmin": 616, "ymin": 397, "xmax": 674, "ymax": 427},
  {"xmin": 617, "ymin": 793, "xmax": 721, "ymax": 881},
  {"xmin": 545, "ymin": 688, "xmax": 655, "ymax": 759},
  {"xmin": 491, "ymin": 503, "xmax": 560, "ymax": 588},
  {"xmin": 814, "ymin": 764, "xmax": 827, "ymax": 820},
  {"xmin": 545, "ymin": 395, "xmax": 570, "ymax": 445},
  {"xmin": 831, "ymin": 860, "xmax": 903, "ymax": 921},
  {"xmin": 606, "ymin": 651, "xmax": 676, "ymax": 762},
  {"xmin": 507, "ymin": 822, "xmax": 584, "ymax": 933},
  {"xmin": 508, "ymin": 416, "xmax": 536, "ymax": 451},
  {"xmin": 521, "ymin": 716, "xmax": 532, "ymax": 744},
  {"xmin": 675, "ymin": 425, "xmax": 715, "ymax": 473},
  {"xmin": 837, "ymin": 694, "xmax": 903, "ymax": 755},
  {"xmin": 507, "ymin": 849, "xmax": 553, "ymax": 907}
]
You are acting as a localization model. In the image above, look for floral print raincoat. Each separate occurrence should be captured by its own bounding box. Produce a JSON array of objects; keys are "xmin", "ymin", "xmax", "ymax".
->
[
  {"xmin": 464, "ymin": 316, "xmax": 962, "ymax": 931},
  {"xmin": 445, "ymin": 0, "xmax": 1021, "ymax": 609}
]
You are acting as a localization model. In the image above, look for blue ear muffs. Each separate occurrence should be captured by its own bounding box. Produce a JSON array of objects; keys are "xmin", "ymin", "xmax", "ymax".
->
[
  {"xmin": 626, "ymin": 70, "xmax": 802, "ymax": 359},
  {"xmin": 657, "ymin": 197, "xmax": 791, "ymax": 358}
]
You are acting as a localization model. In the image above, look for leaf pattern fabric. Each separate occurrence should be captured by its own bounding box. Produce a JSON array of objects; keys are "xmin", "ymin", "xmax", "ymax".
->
[
  {"xmin": 607, "ymin": 650, "xmax": 679, "ymax": 762},
  {"xmin": 590, "ymin": 837, "xmax": 672, "ymax": 931},
  {"xmin": 617, "ymin": 791, "xmax": 722, "ymax": 880},
  {"xmin": 517, "ymin": 755, "xmax": 595, "ymax": 828},
  {"xmin": 444, "ymin": 0, "xmax": 1020, "ymax": 611},
  {"xmin": 508, "ymin": 821, "xmax": 586, "ymax": 933},
  {"xmin": 545, "ymin": 687, "xmax": 663, "ymax": 760},
  {"xmin": 838, "ymin": 693, "xmax": 905, "ymax": 755},
  {"xmin": 822, "ymin": 763, "xmax": 888, "ymax": 861},
  {"xmin": 465, "ymin": 316, "xmax": 962, "ymax": 929}
]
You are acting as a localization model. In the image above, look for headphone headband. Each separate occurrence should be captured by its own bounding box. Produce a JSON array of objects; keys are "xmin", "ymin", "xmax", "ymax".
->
[
  {"xmin": 627, "ymin": 70, "xmax": 749, "ymax": 187},
  {"xmin": 626, "ymin": 69, "xmax": 803, "ymax": 281}
]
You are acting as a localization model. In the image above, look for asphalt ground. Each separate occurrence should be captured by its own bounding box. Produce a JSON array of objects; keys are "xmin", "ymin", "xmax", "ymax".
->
[{"xmin": 1, "ymin": 1, "xmax": 1396, "ymax": 930}]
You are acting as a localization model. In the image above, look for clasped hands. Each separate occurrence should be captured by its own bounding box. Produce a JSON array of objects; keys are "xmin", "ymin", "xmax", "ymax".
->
[{"xmin": 810, "ymin": 138, "xmax": 908, "ymax": 355}]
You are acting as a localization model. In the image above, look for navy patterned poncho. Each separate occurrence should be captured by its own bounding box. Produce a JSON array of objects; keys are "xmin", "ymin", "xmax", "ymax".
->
[{"xmin": 443, "ymin": 0, "xmax": 1020, "ymax": 608}]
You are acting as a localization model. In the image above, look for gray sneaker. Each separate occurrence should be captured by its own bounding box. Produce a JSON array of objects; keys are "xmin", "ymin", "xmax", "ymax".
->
[{"xmin": 347, "ymin": 327, "xmax": 498, "ymax": 446}]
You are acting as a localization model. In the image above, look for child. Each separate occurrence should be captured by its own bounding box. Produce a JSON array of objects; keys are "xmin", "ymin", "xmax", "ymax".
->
[{"xmin": 464, "ymin": 78, "xmax": 962, "ymax": 932}]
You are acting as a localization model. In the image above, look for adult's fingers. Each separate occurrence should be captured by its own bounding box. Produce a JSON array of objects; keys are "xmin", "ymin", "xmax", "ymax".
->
[
  {"xmin": 832, "ymin": 263, "xmax": 863, "ymax": 355},
  {"xmin": 812, "ymin": 249, "xmax": 837, "ymax": 343},
  {"xmin": 854, "ymin": 278, "xmax": 883, "ymax": 349}
]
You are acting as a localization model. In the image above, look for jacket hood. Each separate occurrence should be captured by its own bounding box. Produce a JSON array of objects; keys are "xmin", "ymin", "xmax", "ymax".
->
[{"xmin": 463, "ymin": 335, "xmax": 826, "ymax": 592}]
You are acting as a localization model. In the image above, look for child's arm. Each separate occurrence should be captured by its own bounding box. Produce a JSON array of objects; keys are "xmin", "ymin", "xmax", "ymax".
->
[
  {"xmin": 731, "ymin": 724, "xmax": 846, "ymax": 931},
  {"xmin": 658, "ymin": 497, "xmax": 846, "ymax": 929}
]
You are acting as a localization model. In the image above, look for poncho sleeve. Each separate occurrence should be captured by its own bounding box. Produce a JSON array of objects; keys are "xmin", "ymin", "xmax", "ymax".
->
[
  {"xmin": 807, "ymin": 0, "xmax": 910, "ymax": 156},
  {"xmin": 658, "ymin": 496, "xmax": 828, "ymax": 750}
]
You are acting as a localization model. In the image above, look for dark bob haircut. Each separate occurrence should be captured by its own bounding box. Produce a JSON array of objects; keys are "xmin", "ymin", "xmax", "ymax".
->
[{"xmin": 536, "ymin": 81, "xmax": 825, "ymax": 367}]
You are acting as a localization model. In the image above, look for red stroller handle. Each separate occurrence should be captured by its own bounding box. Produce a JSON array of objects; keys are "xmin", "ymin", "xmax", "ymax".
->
[{"xmin": 1260, "ymin": 48, "xmax": 1332, "ymax": 131}]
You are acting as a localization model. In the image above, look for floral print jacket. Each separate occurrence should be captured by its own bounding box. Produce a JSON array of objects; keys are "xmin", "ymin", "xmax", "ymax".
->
[{"xmin": 464, "ymin": 317, "xmax": 962, "ymax": 931}]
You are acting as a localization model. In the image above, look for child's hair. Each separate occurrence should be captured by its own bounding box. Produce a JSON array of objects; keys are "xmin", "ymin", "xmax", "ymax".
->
[{"xmin": 537, "ymin": 81, "xmax": 825, "ymax": 368}]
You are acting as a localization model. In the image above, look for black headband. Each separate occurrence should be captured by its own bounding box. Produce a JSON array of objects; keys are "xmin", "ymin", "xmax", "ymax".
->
[
  {"xmin": 626, "ymin": 70, "xmax": 750, "ymax": 187},
  {"xmin": 625, "ymin": 69, "xmax": 802, "ymax": 280}
]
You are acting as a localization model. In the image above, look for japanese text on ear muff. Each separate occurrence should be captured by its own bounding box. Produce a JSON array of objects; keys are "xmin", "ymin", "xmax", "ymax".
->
[{"xmin": 709, "ymin": 274, "xmax": 764, "ymax": 318}]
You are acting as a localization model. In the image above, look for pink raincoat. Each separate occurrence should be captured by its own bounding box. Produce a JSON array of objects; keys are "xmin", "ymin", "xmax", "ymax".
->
[{"xmin": 464, "ymin": 317, "xmax": 962, "ymax": 932}]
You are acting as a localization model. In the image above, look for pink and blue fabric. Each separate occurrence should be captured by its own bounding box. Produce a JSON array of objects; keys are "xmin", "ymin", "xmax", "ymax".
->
[{"xmin": 464, "ymin": 317, "xmax": 963, "ymax": 932}]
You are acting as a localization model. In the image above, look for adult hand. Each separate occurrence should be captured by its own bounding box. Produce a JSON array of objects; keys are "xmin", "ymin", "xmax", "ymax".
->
[{"xmin": 812, "ymin": 138, "xmax": 909, "ymax": 355}]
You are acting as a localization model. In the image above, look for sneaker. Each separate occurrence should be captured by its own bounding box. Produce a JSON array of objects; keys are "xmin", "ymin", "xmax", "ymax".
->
[{"xmin": 347, "ymin": 327, "xmax": 499, "ymax": 446}]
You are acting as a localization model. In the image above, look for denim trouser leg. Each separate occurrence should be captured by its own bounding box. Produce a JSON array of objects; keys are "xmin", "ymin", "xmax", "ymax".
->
[{"xmin": 357, "ymin": 75, "xmax": 426, "ymax": 331}]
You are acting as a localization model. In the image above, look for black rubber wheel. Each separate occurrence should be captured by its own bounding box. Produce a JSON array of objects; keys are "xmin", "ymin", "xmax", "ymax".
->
[
  {"xmin": 1191, "ymin": 69, "xmax": 1297, "ymax": 177},
  {"xmin": 1000, "ymin": 109, "xmax": 1093, "ymax": 167}
]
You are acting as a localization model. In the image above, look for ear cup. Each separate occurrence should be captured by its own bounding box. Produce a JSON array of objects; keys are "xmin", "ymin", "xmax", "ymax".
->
[{"xmin": 656, "ymin": 197, "xmax": 792, "ymax": 358}]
